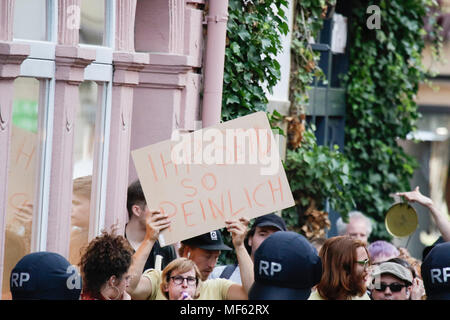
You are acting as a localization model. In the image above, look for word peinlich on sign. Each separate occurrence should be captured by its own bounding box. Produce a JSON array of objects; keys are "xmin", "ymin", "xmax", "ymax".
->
[{"xmin": 131, "ymin": 112, "xmax": 295, "ymax": 246}]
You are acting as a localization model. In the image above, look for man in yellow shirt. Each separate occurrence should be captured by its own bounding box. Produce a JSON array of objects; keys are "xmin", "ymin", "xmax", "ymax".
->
[{"xmin": 127, "ymin": 210, "xmax": 253, "ymax": 300}]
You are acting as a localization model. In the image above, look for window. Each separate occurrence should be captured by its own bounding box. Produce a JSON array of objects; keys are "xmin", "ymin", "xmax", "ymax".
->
[
  {"xmin": 69, "ymin": 81, "xmax": 99, "ymax": 265},
  {"xmin": 73, "ymin": 81, "xmax": 98, "ymax": 179},
  {"xmin": 79, "ymin": 0, "xmax": 105, "ymax": 46},
  {"xmin": 2, "ymin": 78, "xmax": 41, "ymax": 299},
  {"xmin": 13, "ymin": 0, "xmax": 48, "ymax": 41},
  {"xmin": 14, "ymin": 0, "xmax": 115, "ymax": 251},
  {"xmin": 2, "ymin": 0, "xmax": 116, "ymax": 295}
]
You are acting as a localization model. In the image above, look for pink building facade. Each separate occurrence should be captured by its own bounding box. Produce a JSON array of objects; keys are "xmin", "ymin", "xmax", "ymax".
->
[{"xmin": 0, "ymin": 0, "xmax": 232, "ymax": 298}]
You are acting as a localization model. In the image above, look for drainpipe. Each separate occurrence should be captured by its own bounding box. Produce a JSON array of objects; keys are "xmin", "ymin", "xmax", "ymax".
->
[{"xmin": 201, "ymin": 0, "xmax": 229, "ymax": 128}]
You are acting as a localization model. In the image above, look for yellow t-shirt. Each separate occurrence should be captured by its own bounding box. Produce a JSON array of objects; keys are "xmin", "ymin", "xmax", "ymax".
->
[
  {"xmin": 142, "ymin": 269, "xmax": 234, "ymax": 300},
  {"xmin": 308, "ymin": 290, "xmax": 371, "ymax": 300}
]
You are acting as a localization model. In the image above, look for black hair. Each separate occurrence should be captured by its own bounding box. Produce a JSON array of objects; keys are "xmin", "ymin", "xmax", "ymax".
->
[
  {"xmin": 126, "ymin": 180, "xmax": 147, "ymax": 219},
  {"xmin": 422, "ymin": 236, "xmax": 444, "ymax": 260},
  {"xmin": 244, "ymin": 222, "xmax": 257, "ymax": 255}
]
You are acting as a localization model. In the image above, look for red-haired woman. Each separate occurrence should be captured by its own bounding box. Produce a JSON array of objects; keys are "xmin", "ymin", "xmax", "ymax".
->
[{"xmin": 308, "ymin": 236, "xmax": 371, "ymax": 300}]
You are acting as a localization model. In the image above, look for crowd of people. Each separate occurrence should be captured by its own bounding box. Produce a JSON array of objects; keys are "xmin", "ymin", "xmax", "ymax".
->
[{"xmin": 8, "ymin": 182, "xmax": 450, "ymax": 300}]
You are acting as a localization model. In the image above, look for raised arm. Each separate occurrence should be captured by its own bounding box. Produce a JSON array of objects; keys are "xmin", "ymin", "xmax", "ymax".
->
[
  {"xmin": 396, "ymin": 186, "xmax": 450, "ymax": 242},
  {"xmin": 224, "ymin": 217, "xmax": 253, "ymax": 300},
  {"xmin": 127, "ymin": 210, "xmax": 171, "ymax": 299}
]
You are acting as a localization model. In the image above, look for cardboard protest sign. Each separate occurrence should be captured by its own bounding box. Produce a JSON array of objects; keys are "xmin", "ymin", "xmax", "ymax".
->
[{"xmin": 131, "ymin": 112, "xmax": 295, "ymax": 246}]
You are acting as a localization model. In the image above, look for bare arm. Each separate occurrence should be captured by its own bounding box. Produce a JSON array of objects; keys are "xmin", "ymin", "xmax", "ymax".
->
[
  {"xmin": 225, "ymin": 217, "xmax": 253, "ymax": 300},
  {"xmin": 396, "ymin": 186, "xmax": 450, "ymax": 242},
  {"xmin": 127, "ymin": 211, "xmax": 171, "ymax": 299}
]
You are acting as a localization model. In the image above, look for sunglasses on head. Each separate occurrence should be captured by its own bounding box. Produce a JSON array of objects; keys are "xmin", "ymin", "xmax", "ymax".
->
[{"xmin": 373, "ymin": 282, "xmax": 406, "ymax": 293}]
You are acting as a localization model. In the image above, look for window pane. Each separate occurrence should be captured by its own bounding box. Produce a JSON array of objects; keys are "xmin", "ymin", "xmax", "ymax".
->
[
  {"xmin": 79, "ymin": 0, "xmax": 105, "ymax": 46},
  {"xmin": 13, "ymin": 0, "xmax": 47, "ymax": 41},
  {"xmin": 69, "ymin": 81, "xmax": 98, "ymax": 265},
  {"xmin": 2, "ymin": 78, "xmax": 40, "ymax": 299},
  {"xmin": 73, "ymin": 81, "xmax": 97, "ymax": 179}
]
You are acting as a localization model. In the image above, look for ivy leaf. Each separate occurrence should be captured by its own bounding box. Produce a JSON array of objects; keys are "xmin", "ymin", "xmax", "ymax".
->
[
  {"xmin": 230, "ymin": 42, "xmax": 241, "ymax": 55},
  {"xmin": 225, "ymin": 95, "xmax": 240, "ymax": 105},
  {"xmin": 237, "ymin": 27, "xmax": 251, "ymax": 41}
]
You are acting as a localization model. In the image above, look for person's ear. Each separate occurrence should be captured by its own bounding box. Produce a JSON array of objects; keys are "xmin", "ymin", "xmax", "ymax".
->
[
  {"xmin": 131, "ymin": 204, "xmax": 142, "ymax": 217},
  {"xmin": 247, "ymin": 236, "xmax": 253, "ymax": 247},
  {"xmin": 108, "ymin": 275, "xmax": 117, "ymax": 287},
  {"xmin": 405, "ymin": 286, "xmax": 411, "ymax": 299},
  {"xmin": 180, "ymin": 246, "xmax": 190, "ymax": 258}
]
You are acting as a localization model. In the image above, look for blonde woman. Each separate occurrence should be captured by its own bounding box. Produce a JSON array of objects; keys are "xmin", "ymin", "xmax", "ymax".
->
[{"xmin": 160, "ymin": 258, "xmax": 202, "ymax": 300}]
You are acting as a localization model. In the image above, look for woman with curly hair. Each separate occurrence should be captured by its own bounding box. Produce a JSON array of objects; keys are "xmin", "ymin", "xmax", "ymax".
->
[
  {"xmin": 79, "ymin": 231, "xmax": 133, "ymax": 300},
  {"xmin": 308, "ymin": 236, "xmax": 371, "ymax": 300}
]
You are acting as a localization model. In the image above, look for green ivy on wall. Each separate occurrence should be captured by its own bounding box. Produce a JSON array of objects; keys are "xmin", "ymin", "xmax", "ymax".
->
[
  {"xmin": 282, "ymin": 125, "xmax": 354, "ymax": 237},
  {"xmin": 289, "ymin": 0, "xmax": 336, "ymax": 111},
  {"xmin": 219, "ymin": 0, "xmax": 289, "ymax": 265},
  {"xmin": 283, "ymin": 0, "xmax": 354, "ymax": 240},
  {"xmin": 344, "ymin": 0, "xmax": 442, "ymax": 241},
  {"xmin": 221, "ymin": 0, "xmax": 289, "ymax": 122}
]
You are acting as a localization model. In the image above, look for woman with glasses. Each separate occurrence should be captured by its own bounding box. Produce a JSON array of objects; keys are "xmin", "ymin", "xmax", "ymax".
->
[
  {"xmin": 160, "ymin": 258, "xmax": 201, "ymax": 300},
  {"xmin": 308, "ymin": 236, "xmax": 371, "ymax": 300}
]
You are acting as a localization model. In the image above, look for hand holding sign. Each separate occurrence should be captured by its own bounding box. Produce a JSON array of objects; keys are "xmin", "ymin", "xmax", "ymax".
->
[
  {"xmin": 225, "ymin": 217, "xmax": 249, "ymax": 248},
  {"xmin": 144, "ymin": 210, "xmax": 172, "ymax": 242}
]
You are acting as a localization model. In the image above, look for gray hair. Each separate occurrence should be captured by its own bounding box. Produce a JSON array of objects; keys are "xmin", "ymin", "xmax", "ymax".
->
[{"xmin": 336, "ymin": 211, "xmax": 372, "ymax": 236}]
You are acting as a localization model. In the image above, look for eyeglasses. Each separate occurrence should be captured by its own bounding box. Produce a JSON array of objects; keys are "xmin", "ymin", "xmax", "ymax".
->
[
  {"xmin": 170, "ymin": 276, "xmax": 197, "ymax": 286},
  {"xmin": 373, "ymin": 282, "xmax": 406, "ymax": 293},
  {"xmin": 355, "ymin": 259, "xmax": 370, "ymax": 269}
]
